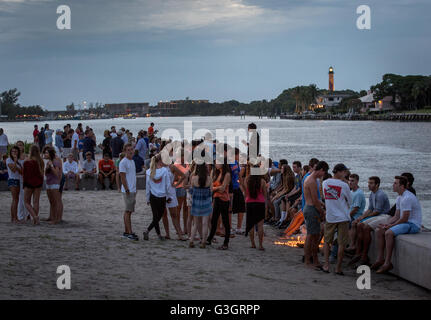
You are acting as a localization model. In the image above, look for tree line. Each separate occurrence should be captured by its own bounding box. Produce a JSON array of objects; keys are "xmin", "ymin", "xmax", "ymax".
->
[{"xmin": 2, "ymin": 73, "xmax": 430, "ymax": 119}]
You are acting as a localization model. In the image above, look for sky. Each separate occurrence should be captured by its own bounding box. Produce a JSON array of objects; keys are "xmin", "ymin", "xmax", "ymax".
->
[{"xmin": 0, "ymin": 0, "xmax": 430, "ymax": 110}]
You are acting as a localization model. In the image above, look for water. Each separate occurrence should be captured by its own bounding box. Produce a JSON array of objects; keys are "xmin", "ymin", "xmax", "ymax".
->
[{"xmin": 1, "ymin": 116, "xmax": 430, "ymax": 227}]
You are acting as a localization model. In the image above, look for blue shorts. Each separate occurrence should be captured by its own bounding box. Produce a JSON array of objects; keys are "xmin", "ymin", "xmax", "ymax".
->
[
  {"xmin": 390, "ymin": 222, "xmax": 420, "ymax": 237},
  {"xmin": 8, "ymin": 179, "xmax": 20, "ymax": 188},
  {"xmin": 176, "ymin": 187, "xmax": 186, "ymax": 198}
]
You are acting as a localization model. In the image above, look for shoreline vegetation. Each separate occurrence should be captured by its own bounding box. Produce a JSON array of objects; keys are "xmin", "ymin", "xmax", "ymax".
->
[{"xmin": 1, "ymin": 74, "xmax": 431, "ymax": 121}]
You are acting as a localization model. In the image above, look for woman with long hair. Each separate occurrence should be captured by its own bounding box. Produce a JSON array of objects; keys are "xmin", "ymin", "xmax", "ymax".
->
[
  {"xmin": 206, "ymin": 161, "xmax": 231, "ymax": 250},
  {"xmin": 189, "ymin": 163, "xmax": 213, "ymax": 248},
  {"xmin": 43, "ymin": 145, "xmax": 63, "ymax": 224},
  {"xmin": 16, "ymin": 141, "xmax": 29, "ymax": 221},
  {"xmin": 161, "ymin": 160, "xmax": 188, "ymax": 241},
  {"xmin": 6, "ymin": 146, "xmax": 22, "ymax": 223},
  {"xmin": 23, "ymin": 145, "xmax": 44, "ymax": 225},
  {"xmin": 173, "ymin": 147, "xmax": 190, "ymax": 236},
  {"xmin": 244, "ymin": 164, "xmax": 267, "ymax": 250},
  {"xmin": 143, "ymin": 154, "xmax": 171, "ymax": 241}
]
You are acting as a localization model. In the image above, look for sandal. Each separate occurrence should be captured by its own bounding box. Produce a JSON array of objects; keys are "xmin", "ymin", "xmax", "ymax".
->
[
  {"xmin": 217, "ymin": 245, "xmax": 228, "ymax": 250},
  {"xmin": 200, "ymin": 243, "xmax": 206, "ymax": 249},
  {"xmin": 189, "ymin": 242, "xmax": 195, "ymax": 248}
]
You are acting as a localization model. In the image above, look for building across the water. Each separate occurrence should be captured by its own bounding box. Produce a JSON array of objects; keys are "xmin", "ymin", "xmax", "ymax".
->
[{"xmin": 104, "ymin": 103, "xmax": 149, "ymax": 116}]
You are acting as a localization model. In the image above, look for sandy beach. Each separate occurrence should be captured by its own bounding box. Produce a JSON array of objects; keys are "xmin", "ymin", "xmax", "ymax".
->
[{"xmin": 0, "ymin": 190, "xmax": 429, "ymax": 300}]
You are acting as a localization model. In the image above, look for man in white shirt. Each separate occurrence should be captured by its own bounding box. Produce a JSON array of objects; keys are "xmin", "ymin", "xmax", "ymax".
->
[
  {"xmin": 322, "ymin": 163, "xmax": 352, "ymax": 275},
  {"xmin": 0, "ymin": 128, "xmax": 8, "ymax": 157},
  {"xmin": 63, "ymin": 153, "xmax": 80, "ymax": 190},
  {"xmin": 119, "ymin": 143, "xmax": 138, "ymax": 241},
  {"xmin": 371, "ymin": 176, "xmax": 422, "ymax": 274},
  {"xmin": 71, "ymin": 129, "xmax": 80, "ymax": 161}
]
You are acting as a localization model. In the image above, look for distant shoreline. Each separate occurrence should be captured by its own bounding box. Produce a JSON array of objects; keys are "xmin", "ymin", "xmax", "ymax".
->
[{"xmin": 2, "ymin": 113, "xmax": 431, "ymax": 123}]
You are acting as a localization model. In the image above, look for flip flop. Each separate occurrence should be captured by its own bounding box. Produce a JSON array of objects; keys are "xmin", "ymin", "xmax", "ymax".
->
[
  {"xmin": 322, "ymin": 268, "xmax": 330, "ymax": 273},
  {"xmin": 217, "ymin": 245, "xmax": 228, "ymax": 250},
  {"xmin": 335, "ymin": 271, "xmax": 345, "ymax": 276},
  {"xmin": 314, "ymin": 266, "xmax": 324, "ymax": 271}
]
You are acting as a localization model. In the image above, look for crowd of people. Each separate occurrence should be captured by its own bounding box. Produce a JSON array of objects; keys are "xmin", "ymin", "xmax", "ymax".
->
[{"xmin": 0, "ymin": 121, "xmax": 424, "ymax": 276}]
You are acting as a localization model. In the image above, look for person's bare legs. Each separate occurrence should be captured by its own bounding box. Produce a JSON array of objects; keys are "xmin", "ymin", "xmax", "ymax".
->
[
  {"xmin": 185, "ymin": 204, "xmax": 191, "ymax": 238},
  {"xmin": 304, "ymin": 234, "xmax": 314, "ymax": 267},
  {"xmin": 201, "ymin": 216, "xmax": 209, "ymax": 245},
  {"xmin": 360, "ymin": 225, "xmax": 373, "ymax": 262},
  {"xmin": 237, "ymin": 212, "xmax": 244, "ymax": 231},
  {"xmin": 162, "ymin": 209, "xmax": 170, "ymax": 238},
  {"xmin": 24, "ymin": 188, "xmax": 38, "ymax": 224},
  {"xmin": 312, "ymin": 234, "xmax": 321, "ymax": 267},
  {"xmin": 10, "ymin": 186, "xmax": 20, "ymax": 223},
  {"xmin": 371, "ymin": 227, "xmax": 386, "ymax": 269},
  {"xmin": 177, "ymin": 197, "xmax": 186, "ymax": 234},
  {"xmin": 380, "ymin": 230, "xmax": 395, "ymax": 271},
  {"xmin": 323, "ymin": 242, "xmax": 330, "ymax": 272},
  {"xmin": 257, "ymin": 220, "xmax": 264, "ymax": 250},
  {"xmin": 168, "ymin": 207, "xmax": 184, "ymax": 239},
  {"xmin": 249, "ymin": 228, "xmax": 256, "ymax": 248},
  {"xmin": 189, "ymin": 216, "xmax": 198, "ymax": 247},
  {"xmin": 336, "ymin": 244, "xmax": 345, "ymax": 273},
  {"xmin": 33, "ymin": 188, "xmax": 41, "ymax": 219},
  {"xmin": 52, "ymin": 190, "xmax": 62, "ymax": 223},
  {"xmin": 348, "ymin": 223, "xmax": 357, "ymax": 250},
  {"xmin": 124, "ymin": 211, "xmax": 132, "ymax": 234},
  {"xmin": 196, "ymin": 217, "xmax": 203, "ymax": 241},
  {"xmin": 47, "ymin": 190, "xmax": 55, "ymax": 224}
]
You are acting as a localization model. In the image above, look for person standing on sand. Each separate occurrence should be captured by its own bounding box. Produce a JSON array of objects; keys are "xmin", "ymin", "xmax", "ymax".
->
[
  {"xmin": 23, "ymin": 145, "xmax": 44, "ymax": 225},
  {"xmin": 119, "ymin": 143, "xmax": 139, "ymax": 241},
  {"xmin": 243, "ymin": 164, "xmax": 267, "ymax": 250},
  {"xmin": 322, "ymin": 164, "xmax": 352, "ymax": 275},
  {"xmin": 206, "ymin": 162, "xmax": 232, "ymax": 250},
  {"xmin": 43, "ymin": 146, "xmax": 63, "ymax": 224},
  {"xmin": 144, "ymin": 153, "xmax": 171, "ymax": 241},
  {"xmin": 303, "ymin": 160, "xmax": 328, "ymax": 270},
  {"xmin": 33, "ymin": 125, "xmax": 39, "ymax": 145},
  {"xmin": 189, "ymin": 163, "xmax": 213, "ymax": 248},
  {"xmin": 6, "ymin": 146, "xmax": 22, "ymax": 223},
  {"xmin": 16, "ymin": 141, "xmax": 29, "ymax": 221},
  {"xmin": 162, "ymin": 161, "xmax": 188, "ymax": 241}
]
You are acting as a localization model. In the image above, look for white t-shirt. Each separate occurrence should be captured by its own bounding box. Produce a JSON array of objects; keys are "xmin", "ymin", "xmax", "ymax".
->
[
  {"xmin": 110, "ymin": 132, "xmax": 117, "ymax": 138},
  {"xmin": 119, "ymin": 158, "xmax": 136, "ymax": 193},
  {"xmin": 396, "ymin": 190, "xmax": 422, "ymax": 228},
  {"xmin": 72, "ymin": 132, "xmax": 79, "ymax": 149},
  {"xmin": 0, "ymin": 133, "xmax": 8, "ymax": 146},
  {"xmin": 323, "ymin": 178, "xmax": 352, "ymax": 223},
  {"xmin": 6, "ymin": 158, "xmax": 22, "ymax": 180},
  {"xmin": 63, "ymin": 160, "xmax": 79, "ymax": 174},
  {"xmin": 145, "ymin": 167, "xmax": 170, "ymax": 201}
]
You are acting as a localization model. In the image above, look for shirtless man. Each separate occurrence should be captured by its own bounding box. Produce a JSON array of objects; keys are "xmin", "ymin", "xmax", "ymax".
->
[{"xmin": 303, "ymin": 160, "xmax": 329, "ymax": 269}]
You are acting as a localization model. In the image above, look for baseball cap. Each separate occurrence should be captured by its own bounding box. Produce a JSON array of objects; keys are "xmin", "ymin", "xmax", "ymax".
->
[{"xmin": 333, "ymin": 163, "xmax": 350, "ymax": 173}]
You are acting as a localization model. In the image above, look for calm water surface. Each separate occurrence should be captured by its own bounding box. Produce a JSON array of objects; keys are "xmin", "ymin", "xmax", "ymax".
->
[{"xmin": 1, "ymin": 116, "xmax": 430, "ymax": 227}]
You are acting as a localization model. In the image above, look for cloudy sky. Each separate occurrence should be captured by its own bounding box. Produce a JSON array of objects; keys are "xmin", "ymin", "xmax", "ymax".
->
[{"xmin": 1, "ymin": 0, "xmax": 430, "ymax": 110}]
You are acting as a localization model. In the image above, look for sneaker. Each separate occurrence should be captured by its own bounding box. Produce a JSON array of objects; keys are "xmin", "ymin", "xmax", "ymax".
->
[
  {"xmin": 123, "ymin": 233, "xmax": 139, "ymax": 241},
  {"xmin": 143, "ymin": 231, "xmax": 149, "ymax": 240}
]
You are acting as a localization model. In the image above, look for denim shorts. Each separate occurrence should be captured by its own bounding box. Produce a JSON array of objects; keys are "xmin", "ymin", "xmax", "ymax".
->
[
  {"xmin": 7, "ymin": 179, "xmax": 20, "ymax": 188},
  {"xmin": 176, "ymin": 187, "xmax": 186, "ymax": 198},
  {"xmin": 46, "ymin": 184, "xmax": 60, "ymax": 190},
  {"xmin": 390, "ymin": 222, "xmax": 420, "ymax": 237}
]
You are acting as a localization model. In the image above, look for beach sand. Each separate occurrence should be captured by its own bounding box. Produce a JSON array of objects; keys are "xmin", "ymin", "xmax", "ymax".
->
[{"xmin": 0, "ymin": 190, "xmax": 429, "ymax": 300}]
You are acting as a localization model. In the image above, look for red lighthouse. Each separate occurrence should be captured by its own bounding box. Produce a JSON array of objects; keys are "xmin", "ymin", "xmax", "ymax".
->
[{"xmin": 329, "ymin": 66, "xmax": 334, "ymax": 92}]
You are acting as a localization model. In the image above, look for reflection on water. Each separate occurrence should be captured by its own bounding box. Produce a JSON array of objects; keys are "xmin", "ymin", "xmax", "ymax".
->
[{"xmin": 1, "ymin": 116, "xmax": 430, "ymax": 227}]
